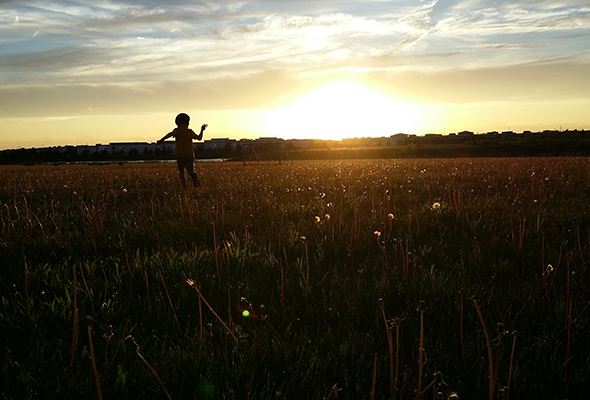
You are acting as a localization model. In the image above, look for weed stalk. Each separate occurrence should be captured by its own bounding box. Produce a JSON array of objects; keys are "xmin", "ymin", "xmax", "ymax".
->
[
  {"xmin": 86, "ymin": 323, "xmax": 103, "ymax": 400},
  {"xmin": 506, "ymin": 332, "xmax": 517, "ymax": 400},
  {"xmin": 125, "ymin": 335, "xmax": 172, "ymax": 400},
  {"xmin": 416, "ymin": 301, "xmax": 426, "ymax": 400},
  {"xmin": 378, "ymin": 299, "xmax": 395, "ymax": 400},
  {"xmin": 69, "ymin": 265, "xmax": 79, "ymax": 370},
  {"xmin": 471, "ymin": 295, "xmax": 496, "ymax": 400},
  {"xmin": 186, "ymin": 279, "xmax": 238, "ymax": 343},
  {"xmin": 370, "ymin": 353, "xmax": 378, "ymax": 400}
]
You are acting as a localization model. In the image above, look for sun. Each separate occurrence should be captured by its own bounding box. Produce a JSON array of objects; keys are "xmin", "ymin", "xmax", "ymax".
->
[{"xmin": 264, "ymin": 79, "xmax": 418, "ymax": 140}]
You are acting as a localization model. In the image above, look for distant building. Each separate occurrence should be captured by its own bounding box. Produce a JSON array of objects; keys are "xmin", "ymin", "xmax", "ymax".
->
[
  {"xmin": 289, "ymin": 139, "xmax": 316, "ymax": 149},
  {"xmin": 109, "ymin": 142, "xmax": 152, "ymax": 153},
  {"xmin": 389, "ymin": 133, "xmax": 409, "ymax": 145},
  {"xmin": 255, "ymin": 137, "xmax": 286, "ymax": 150},
  {"xmin": 202, "ymin": 138, "xmax": 237, "ymax": 151}
]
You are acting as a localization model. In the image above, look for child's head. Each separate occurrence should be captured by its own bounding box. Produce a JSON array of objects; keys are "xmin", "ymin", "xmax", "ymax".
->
[{"xmin": 175, "ymin": 113, "xmax": 190, "ymax": 127}]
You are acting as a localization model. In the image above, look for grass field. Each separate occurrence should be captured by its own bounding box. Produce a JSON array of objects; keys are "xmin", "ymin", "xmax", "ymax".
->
[{"xmin": 1, "ymin": 158, "xmax": 590, "ymax": 399}]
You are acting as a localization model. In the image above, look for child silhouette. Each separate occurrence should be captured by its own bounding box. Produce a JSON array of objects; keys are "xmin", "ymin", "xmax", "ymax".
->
[{"xmin": 158, "ymin": 113, "xmax": 207, "ymax": 188}]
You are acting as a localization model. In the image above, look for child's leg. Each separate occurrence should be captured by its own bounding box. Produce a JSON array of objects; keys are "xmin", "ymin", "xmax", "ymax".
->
[
  {"xmin": 187, "ymin": 160, "xmax": 200, "ymax": 187},
  {"xmin": 177, "ymin": 160, "xmax": 187, "ymax": 188}
]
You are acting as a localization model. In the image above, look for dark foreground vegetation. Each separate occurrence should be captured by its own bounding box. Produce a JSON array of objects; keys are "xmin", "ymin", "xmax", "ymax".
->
[{"xmin": 1, "ymin": 159, "xmax": 590, "ymax": 399}]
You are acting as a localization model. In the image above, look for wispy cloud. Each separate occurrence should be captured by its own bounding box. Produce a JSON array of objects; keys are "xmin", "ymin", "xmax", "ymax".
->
[
  {"xmin": 0, "ymin": 0, "xmax": 589, "ymax": 119},
  {"xmin": 1, "ymin": 0, "xmax": 588, "ymax": 84}
]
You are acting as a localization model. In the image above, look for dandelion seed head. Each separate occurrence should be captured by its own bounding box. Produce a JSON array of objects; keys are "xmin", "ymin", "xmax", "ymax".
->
[{"xmin": 546, "ymin": 264, "xmax": 554, "ymax": 274}]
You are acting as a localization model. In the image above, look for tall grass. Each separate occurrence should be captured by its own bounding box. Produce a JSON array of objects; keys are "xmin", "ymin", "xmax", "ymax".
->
[{"xmin": 1, "ymin": 158, "xmax": 589, "ymax": 398}]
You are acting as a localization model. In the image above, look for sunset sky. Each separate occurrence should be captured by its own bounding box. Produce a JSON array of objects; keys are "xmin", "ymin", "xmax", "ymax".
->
[{"xmin": 0, "ymin": 0, "xmax": 589, "ymax": 148}]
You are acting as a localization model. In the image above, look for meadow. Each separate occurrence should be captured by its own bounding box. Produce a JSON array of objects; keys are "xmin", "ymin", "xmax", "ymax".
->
[{"xmin": 1, "ymin": 158, "xmax": 589, "ymax": 399}]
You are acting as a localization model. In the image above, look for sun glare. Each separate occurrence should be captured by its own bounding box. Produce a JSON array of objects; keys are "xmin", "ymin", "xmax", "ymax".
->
[{"xmin": 264, "ymin": 79, "xmax": 418, "ymax": 140}]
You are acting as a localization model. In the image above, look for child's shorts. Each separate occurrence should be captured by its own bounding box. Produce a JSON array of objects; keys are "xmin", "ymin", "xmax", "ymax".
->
[{"xmin": 177, "ymin": 156, "xmax": 196, "ymax": 175}]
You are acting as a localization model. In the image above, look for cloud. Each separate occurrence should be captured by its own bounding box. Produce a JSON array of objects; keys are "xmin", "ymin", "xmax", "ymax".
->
[
  {"xmin": 0, "ymin": 0, "xmax": 589, "ymax": 106},
  {"xmin": 0, "ymin": 69, "xmax": 302, "ymax": 117}
]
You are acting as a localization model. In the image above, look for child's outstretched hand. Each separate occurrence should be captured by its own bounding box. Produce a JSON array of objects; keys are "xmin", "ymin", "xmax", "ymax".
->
[{"xmin": 201, "ymin": 124, "xmax": 208, "ymax": 132}]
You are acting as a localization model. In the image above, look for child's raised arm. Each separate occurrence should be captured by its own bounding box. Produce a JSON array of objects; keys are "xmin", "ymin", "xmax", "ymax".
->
[
  {"xmin": 157, "ymin": 129, "xmax": 175, "ymax": 143},
  {"xmin": 193, "ymin": 124, "xmax": 207, "ymax": 141}
]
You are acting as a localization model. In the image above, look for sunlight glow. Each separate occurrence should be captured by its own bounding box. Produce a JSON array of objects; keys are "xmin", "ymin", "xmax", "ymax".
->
[{"xmin": 264, "ymin": 79, "xmax": 419, "ymax": 140}]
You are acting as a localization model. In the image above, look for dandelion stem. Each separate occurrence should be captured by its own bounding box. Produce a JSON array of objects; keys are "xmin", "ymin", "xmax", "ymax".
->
[
  {"xmin": 471, "ymin": 296, "xmax": 495, "ymax": 400},
  {"xmin": 187, "ymin": 279, "xmax": 238, "ymax": 343},
  {"xmin": 159, "ymin": 270, "xmax": 181, "ymax": 332},
  {"xmin": 417, "ymin": 306, "xmax": 425, "ymax": 400},
  {"xmin": 69, "ymin": 265, "xmax": 79, "ymax": 370},
  {"xmin": 370, "ymin": 353, "xmax": 378, "ymax": 400},
  {"xmin": 87, "ymin": 324, "xmax": 103, "ymax": 400},
  {"xmin": 507, "ymin": 333, "xmax": 517, "ymax": 400},
  {"xmin": 125, "ymin": 335, "xmax": 172, "ymax": 400},
  {"xmin": 378, "ymin": 301, "xmax": 394, "ymax": 400}
]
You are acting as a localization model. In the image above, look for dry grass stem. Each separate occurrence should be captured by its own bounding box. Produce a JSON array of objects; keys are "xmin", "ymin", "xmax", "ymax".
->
[
  {"xmin": 186, "ymin": 279, "xmax": 238, "ymax": 343},
  {"xmin": 125, "ymin": 335, "xmax": 172, "ymax": 400},
  {"xmin": 471, "ymin": 296, "xmax": 496, "ymax": 400},
  {"xmin": 86, "ymin": 324, "xmax": 103, "ymax": 400}
]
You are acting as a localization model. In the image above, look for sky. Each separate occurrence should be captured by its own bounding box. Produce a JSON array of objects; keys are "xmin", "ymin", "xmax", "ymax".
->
[{"xmin": 0, "ymin": 0, "xmax": 589, "ymax": 148}]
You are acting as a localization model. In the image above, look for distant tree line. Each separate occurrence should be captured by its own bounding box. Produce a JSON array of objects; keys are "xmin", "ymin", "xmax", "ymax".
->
[{"xmin": 2, "ymin": 129, "xmax": 590, "ymax": 164}]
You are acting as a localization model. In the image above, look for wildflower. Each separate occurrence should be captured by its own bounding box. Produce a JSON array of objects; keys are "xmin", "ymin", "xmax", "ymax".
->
[
  {"xmin": 373, "ymin": 230, "xmax": 382, "ymax": 238},
  {"xmin": 388, "ymin": 213, "xmax": 395, "ymax": 220},
  {"xmin": 314, "ymin": 216, "xmax": 321, "ymax": 223},
  {"xmin": 432, "ymin": 202, "xmax": 441, "ymax": 210},
  {"xmin": 324, "ymin": 213, "xmax": 331, "ymax": 221},
  {"xmin": 122, "ymin": 188, "xmax": 128, "ymax": 193},
  {"xmin": 299, "ymin": 235, "xmax": 306, "ymax": 241}
]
